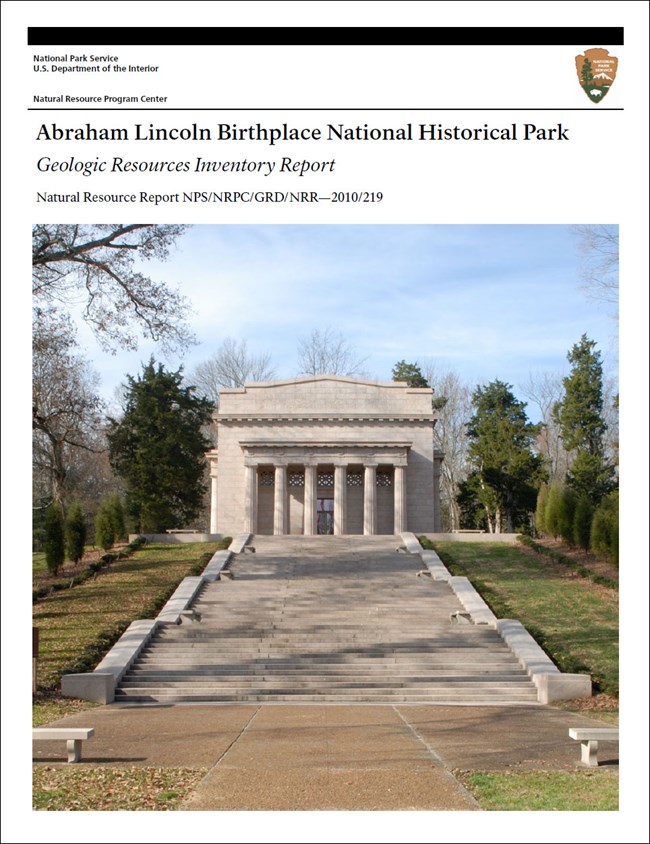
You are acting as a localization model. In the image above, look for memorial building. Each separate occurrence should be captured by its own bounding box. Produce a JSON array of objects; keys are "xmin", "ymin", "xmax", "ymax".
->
[{"xmin": 207, "ymin": 375, "xmax": 443, "ymax": 536}]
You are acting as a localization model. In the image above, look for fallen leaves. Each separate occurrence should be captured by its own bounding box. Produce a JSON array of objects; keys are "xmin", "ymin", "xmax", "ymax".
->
[
  {"xmin": 32, "ymin": 693, "xmax": 100, "ymax": 726},
  {"xmin": 32, "ymin": 766, "xmax": 207, "ymax": 811}
]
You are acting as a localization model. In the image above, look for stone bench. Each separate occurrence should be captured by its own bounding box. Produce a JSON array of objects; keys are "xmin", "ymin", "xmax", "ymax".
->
[
  {"xmin": 569, "ymin": 727, "xmax": 619, "ymax": 766},
  {"xmin": 32, "ymin": 727, "xmax": 95, "ymax": 763},
  {"xmin": 451, "ymin": 529, "xmax": 485, "ymax": 534}
]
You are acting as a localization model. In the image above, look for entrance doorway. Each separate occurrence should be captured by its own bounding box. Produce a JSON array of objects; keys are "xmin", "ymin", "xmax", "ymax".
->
[{"xmin": 317, "ymin": 498, "xmax": 334, "ymax": 534}]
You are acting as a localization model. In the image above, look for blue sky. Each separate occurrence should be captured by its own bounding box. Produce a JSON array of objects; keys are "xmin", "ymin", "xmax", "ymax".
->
[{"xmin": 77, "ymin": 224, "xmax": 618, "ymax": 420}]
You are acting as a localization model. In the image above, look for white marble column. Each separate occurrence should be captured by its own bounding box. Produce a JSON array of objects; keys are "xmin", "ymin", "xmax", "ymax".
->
[
  {"xmin": 363, "ymin": 464, "xmax": 377, "ymax": 535},
  {"xmin": 273, "ymin": 465, "xmax": 287, "ymax": 535},
  {"xmin": 303, "ymin": 464, "xmax": 317, "ymax": 535},
  {"xmin": 333, "ymin": 464, "xmax": 347, "ymax": 535},
  {"xmin": 244, "ymin": 464, "xmax": 258, "ymax": 534},
  {"xmin": 433, "ymin": 450, "xmax": 444, "ymax": 533},
  {"xmin": 394, "ymin": 464, "xmax": 407, "ymax": 534},
  {"xmin": 210, "ymin": 476, "xmax": 218, "ymax": 534},
  {"xmin": 208, "ymin": 453, "xmax": 218, "ymax": 534}
]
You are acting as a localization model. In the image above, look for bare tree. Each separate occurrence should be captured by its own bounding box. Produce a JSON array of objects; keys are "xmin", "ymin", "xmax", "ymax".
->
[
  {"xmin": 420, "ymin": 361, "xmax": 473, "ymax": 531},
  {"xmin": 602, "ymin": 374, "xmax": 619, "ymax": 478},
  {"xmin": 521, "ymin": 370, "xmax": 571, "ymax": 483},
  {"xmin": 32, "ymin": 310, "xmax": 106, "ymax": 514},
  {"xmin": 32, "ymin": 223, "xmax": 193, "ymax": 352},
  {"xmin": 62, "ymin": 448, "xmax": 124, "ymax": 526},
  {"xmin": 296, "ymin": 328, "xmax": 368, "ymax": 377},
  {"xmin": 190, "ymin": 338, "xmax": 276, "ymax": 405},
  {"xmin": 572, "ymin": 224, "xmax": 619, "ymax": 311}
]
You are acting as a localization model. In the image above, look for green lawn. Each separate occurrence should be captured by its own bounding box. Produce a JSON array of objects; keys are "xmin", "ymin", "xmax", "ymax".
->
[
  {"xmin": 33, "ymin": 545, "xmax": 97, "ymax": 577},
  {"xmin": 33, "ymin": 542, "xmax": 220, "ymax": 693},
  {"xmin": 458, "ymin": 769, "xmax": 618, "ymax": 811},
  {"xmin": 32, "ymin": 552, "xmax": 47, "ymax": 575},
  {"xmin": 432, "ymin": 541, "xmax": 619, "ymax": 696}
]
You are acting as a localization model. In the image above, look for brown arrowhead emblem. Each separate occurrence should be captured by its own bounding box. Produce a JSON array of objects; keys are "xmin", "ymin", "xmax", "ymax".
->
[{"xmin": 575, "ymin": 48, "xmax": 618, "ymax": 103}]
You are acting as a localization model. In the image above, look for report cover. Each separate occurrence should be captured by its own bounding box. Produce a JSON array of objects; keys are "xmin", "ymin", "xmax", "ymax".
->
[{"xmin": 2, "ymin": 3, "xmax": 648, "ymax": 843}]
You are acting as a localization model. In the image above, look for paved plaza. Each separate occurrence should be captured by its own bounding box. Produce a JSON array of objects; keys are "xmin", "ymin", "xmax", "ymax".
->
[
  {"xmin": 32, "ymin": 702, "xmax": 618, "ymax": 810},
  {"xmin": 37, "ymin": 535, "xmax": 617, "ymax": 810}
]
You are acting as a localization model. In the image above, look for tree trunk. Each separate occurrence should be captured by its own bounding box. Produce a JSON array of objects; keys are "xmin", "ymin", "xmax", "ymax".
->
[
  {"xmin": 494, "ymin": 508, "xmax": 502, "ymax": 533},
  {"xmin": 51, "ymin": 438, "xmax": 67, "ymax": 520},
  {"xmin": 485, "ymin": 510, "xmax": 494, "ymax": 533},
  {"xmin": 449, "ymin": 498, "xmax": 461, "ymax": 532}
]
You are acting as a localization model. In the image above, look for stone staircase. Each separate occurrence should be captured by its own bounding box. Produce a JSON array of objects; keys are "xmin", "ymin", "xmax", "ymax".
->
[{"xmin": 115, "ymin": 536, "xmax": 539, "ymax": 704}]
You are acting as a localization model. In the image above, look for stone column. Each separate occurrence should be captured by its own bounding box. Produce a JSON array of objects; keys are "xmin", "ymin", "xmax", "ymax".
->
[
  {"xmin": 207, "ymin": 451, "xmax": 218, "ymax": 534},
  {"xmin": 333, "ymin": 464, "xmax": 347, "ymax": 535},
  {"xmin": 433, "ymin": 450, "xmax": 444, "ymax": 533},
  {"xmin": 244, "ymin": 464, "xmax": 258, "ymax": 535},
  {"xmin": 394, "ymin": 464, "xmax": 407, "ymax": 534},
  {"xmin": 210, "ymin": 477, "xmax": 218, "ymax": 533},
  {"xmin": 363, "ymin": 463, "xmax": 377, "ymax": 535},
  {"xmin": 273, "ymin": 464, "xmax": 287, "ymax": 535},
  {"xmin": 303, "ymin": 464, "xmax": 317, "ymax": 535}
]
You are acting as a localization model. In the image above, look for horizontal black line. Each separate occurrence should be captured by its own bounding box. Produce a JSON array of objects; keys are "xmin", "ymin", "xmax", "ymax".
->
[
  {"xmin": 28, "ymin": 25, "xmax": 624, "ymax": 47},
  {"xmin": 26, "ymin": 107, "xmax": 624, "ymax": 112}
]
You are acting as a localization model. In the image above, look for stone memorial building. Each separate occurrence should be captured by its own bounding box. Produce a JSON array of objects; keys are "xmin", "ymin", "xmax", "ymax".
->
[{"xmin": 207, "ymin": 375, "xmax": 443, "ymax": 536}]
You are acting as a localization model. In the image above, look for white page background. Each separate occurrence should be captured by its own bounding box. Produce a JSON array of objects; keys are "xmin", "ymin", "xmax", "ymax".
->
[{"xmin": 2, "ymin": 3, "xmax": 648, "ymax": 843}]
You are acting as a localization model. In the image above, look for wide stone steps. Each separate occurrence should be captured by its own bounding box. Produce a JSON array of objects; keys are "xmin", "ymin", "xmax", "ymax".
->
[
  {"xmin": 114, "ymin": 682, "xmax": 538, "ymax": 703},
  {"xmin": 115, "ymin": 536, "xmax": 540, "ymax": 705},
  {"xmin": 142, "ymin": 636, "xmax": 509, "ymax": 644},
  {"xmin": 140, "ymin": 641, "xmax": 510, "ymax": 648},
  {"xmin": 155, "ymin": 624, "xmax": 500, "ymax": 631},
  {"xmin": 148, "ymin": 631, "xmax": 506, "ymax": 640},
  {"xmin": 135, "ymin": 650, "xmax": 512, "ymax": 661},
  {"xmin": 130, "ymin": 665, "xmax": 520, "ymax": 675},
  {"xmin": 153, "ymin": 633, "xmax": 490, "ymax": 642},
  {"xmin": 117, "ymin": 672, "xmax": 528, "ymax": 689},
  {"xmin": 116, "ymin": 691, "xmax": 539, "ymax": 704},
  {"xmin": 127, "ymin": 653, "xmax": 522, "ymax": 665}
]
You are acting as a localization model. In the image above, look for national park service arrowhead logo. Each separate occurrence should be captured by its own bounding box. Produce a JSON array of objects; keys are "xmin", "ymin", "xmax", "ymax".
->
[{"xmin": 575, "ymin": 48, "xmax": 618, "ymax": 102}]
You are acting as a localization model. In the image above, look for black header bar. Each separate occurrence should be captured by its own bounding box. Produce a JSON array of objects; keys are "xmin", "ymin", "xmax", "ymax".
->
[{"xmin": 28, "ymin": 26, "xmax": 624, "ymax": 47}]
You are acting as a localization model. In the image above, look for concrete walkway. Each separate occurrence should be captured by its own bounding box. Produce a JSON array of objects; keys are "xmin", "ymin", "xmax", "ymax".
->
[{"xmin": 32, "ymin": 703, "xmax": 618, "ymax": 811}]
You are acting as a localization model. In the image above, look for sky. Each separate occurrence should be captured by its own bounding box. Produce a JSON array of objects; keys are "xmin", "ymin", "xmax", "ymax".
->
[{"xmin": 72, "ymin": 224, "xmax": 618, "ymax": 420}]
